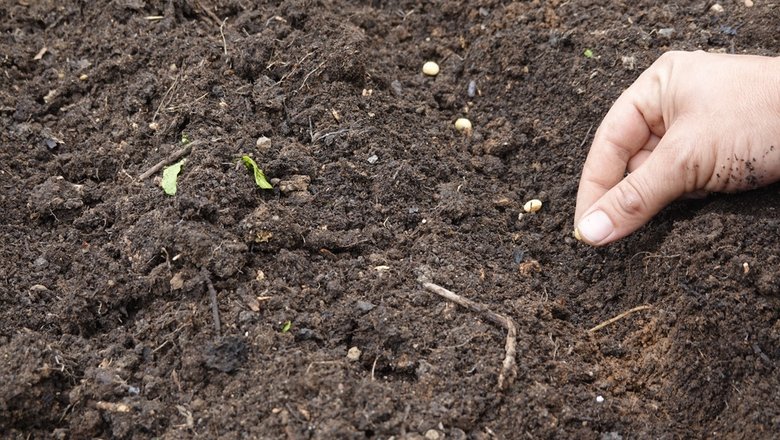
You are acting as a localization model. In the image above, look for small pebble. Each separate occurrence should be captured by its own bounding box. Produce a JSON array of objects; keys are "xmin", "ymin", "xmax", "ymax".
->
[
  {"xmin": 657, "ymin": 28, "xmax": 674, "ymax": 38},
  {"xmin": 467, "ymin": 80, "xmax": 477, "ymax": 97},
  {"xmin": 367, "ymin": 154, "xmax": 379, "ymax": 164},
  {"xmin": 355, "ymin": 300, "xmax": 375, "ymax": 312},
  {"xmin": 596, "ymin": 395, "xmax": 605, "ymax": 403},
  {"xmin": 422, "ymin": 61, "xmax": 440, "ymax": 76},
  {"xmin": 256, "ymin": 136, "xmax": 271, "ymax": 149},
  {"xmin": 347, "ymin": 346, "xmax": 361, "ymax": 361},
  {"xmin": 454, "ymin": 118, "xmax": 472, "ymax": 133},
  {"xmin": 424, "ymin": 429, "xmax": 442, "ymax": 440},
  {"xmin": 621, "ymin": 56, "xmax": 636, "ymax": 71},
  {"xmin": 43, "ymin": 138, "xmax": 59, "ymax": 150},
  {"xmin": 710, "ymin": 3, "xmax": 724, "ymax": 12},
  {"xmin": 390, "ymin": 79, "xmax": 403, "ymax": 96},
  {"xmin": 523, "ymin": 199, "xmax": 543, "ymax": 213},
  {"xmin": 297, "ymin": 328, "xmax": 315, "ymax": 340}
]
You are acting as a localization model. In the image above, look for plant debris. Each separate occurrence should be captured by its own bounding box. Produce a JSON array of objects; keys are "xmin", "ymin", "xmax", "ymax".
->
[
  {"xmin": 241, "ymin": 155, "xmax": 273, "ymax": 189},
  {"xmin": 161, "ymin": 159, "xmax": 185, "ymax": 196}
]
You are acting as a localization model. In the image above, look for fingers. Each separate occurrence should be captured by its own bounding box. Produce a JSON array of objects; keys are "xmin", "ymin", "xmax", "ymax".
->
[
  {"xmin": 574, "ymin": 128, "xmax": 690, "ymax": 246},
  {"xmin": 574, "ymin": 75, "xmax": 665, "ymax": 224},
  {"xmin": 626, "ymin": 150, "xmax": 651, "ymax": 172}
]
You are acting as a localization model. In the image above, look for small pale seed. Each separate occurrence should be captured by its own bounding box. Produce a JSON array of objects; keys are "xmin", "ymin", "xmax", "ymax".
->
[
  {"xmin": 573, "ymin": 228, "xmax": 582, "ymax": 241},
  {"xmin": 523, "ymin": 199, "xmax": 543, "ymax": 213},
  {"xmin": 454, "ymin": 118, "xmax": 472, "ymax": 133},
  {"xmin": 422, "ymin": 61, "xmax": 440, "ymax": 76}
]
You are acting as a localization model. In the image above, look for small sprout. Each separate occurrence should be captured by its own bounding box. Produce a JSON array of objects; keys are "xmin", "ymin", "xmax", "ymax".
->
[
  {"xmin": 281, "ymin": 320, "xmax": 292, "ymax": 333},
  {"xmin": 241, "ymin": 155, "xmax": 273, "ymax": 189},
  {"xmin": 454, "ymin": 118, "xmax": 472, "ymax": 134},
  {"xmin": 422, "ymin": 61, "xmax": 440, "ymax": 76},
  {"xmin": 583, "ymin": 48, "xmax": 594, "ymax": 58},
  {"xmin": 161, "ymin": 159, "xmax": 185, "ymax": 196},
  {"xmin": 523, "ymin": 199, "xmax": 543, "ymax": 213},
  {"xmin": 180, "ymin": 132, "xmax": 191, "ymax": 144}
]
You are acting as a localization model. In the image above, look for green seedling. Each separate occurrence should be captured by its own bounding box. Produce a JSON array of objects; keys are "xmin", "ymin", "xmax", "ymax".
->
[
  {"xmin": 281, "ymin": 320, "xmax": 292, "ymax": 333},
  {"xmin": 241, "ymin": 155, "xmax": 273, "ymax": 189},
  {"xmin": 583, "ymin": 49, "xmax": 594, "ymax": 58},
  {"xmin": 161, "ymin": 159, "xmax": 185, "ymax": 195},
  {"xmin": 180, "ymin": 132, "xmax": 191, "ymax": 144}
]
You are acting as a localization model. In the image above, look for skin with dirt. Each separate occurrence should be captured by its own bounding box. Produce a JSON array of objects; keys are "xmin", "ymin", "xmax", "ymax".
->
[{"xmin": 1, "ymin": 1, "xmax": 778, "ymax": 438}]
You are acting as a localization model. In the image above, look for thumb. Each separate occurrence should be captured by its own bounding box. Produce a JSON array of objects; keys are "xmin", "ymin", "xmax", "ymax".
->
[{"xmin": 575, "ymin": 133, "xmax": 691, "ymax": 246}]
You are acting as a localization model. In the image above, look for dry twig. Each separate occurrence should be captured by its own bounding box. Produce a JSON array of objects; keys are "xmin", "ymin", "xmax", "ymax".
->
[
  {"xmin": 578, "ymin": 123, "xmax": 594, "ymax": 148},
  {"xmin": 588, "ymin": 305, "xmax": 652, "ymax": 333},
  {"xmin": 219, "ymin": 18, "xmax": 228, "ymax": 56},
  {"xmin": 138, "ymin": 141, "xmax": 199, "ymax": 180},
  {"xmin": 203, "ymin": 271, "xmax": 221, "ymax": 337},
  {"xmin": 196, "ymin": 0, "xmax": 222, "ymax": 25},
  {"xmin": 422, "ymin": 282, "xmax": 517, "ymax": 390},
  {"xmin": 152, "ymin": 74, "xmax": 180, "ymax": 122}
]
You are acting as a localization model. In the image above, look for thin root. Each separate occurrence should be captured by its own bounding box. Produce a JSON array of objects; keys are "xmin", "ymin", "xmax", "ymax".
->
[
  {"xmin": 588, "ymin": 305, "xmax": 653, "ymax": 333},
  {"xmin": 422, "ymin": 282, "xmax": 517, "ymax": 390}
]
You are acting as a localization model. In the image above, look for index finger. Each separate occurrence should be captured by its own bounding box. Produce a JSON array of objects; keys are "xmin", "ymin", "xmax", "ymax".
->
[{"xmin": 574, "ymin": 72, "xmax": 665, "ymax": 223}]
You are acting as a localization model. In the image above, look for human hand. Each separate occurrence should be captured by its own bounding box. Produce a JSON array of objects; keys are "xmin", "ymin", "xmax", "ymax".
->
[{"xmin": 574, "ymin": 51, "xmax": 780, "ymax": 246}]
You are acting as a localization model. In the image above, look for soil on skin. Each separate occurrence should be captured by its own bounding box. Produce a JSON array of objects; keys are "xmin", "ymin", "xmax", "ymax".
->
[{"xmin": 1, "ymin": 1, "xmax": 779, "ymax": 438}]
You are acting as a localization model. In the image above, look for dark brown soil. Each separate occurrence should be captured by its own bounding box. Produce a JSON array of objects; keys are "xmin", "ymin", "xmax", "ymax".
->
[{"xmin": 2, "ymin": 1, "xmax": 779, "ymax": 438}]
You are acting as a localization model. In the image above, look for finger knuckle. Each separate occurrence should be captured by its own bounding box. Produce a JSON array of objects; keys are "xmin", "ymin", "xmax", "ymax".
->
[{"xmin": 611, "ymin": 178, "xmax": 648, "ymax": 219}]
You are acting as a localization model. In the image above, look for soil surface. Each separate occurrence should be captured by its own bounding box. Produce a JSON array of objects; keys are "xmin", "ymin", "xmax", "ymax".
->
[{"xmin": 2, "ymin": 1, "xmax": 779, "ymax": 438}]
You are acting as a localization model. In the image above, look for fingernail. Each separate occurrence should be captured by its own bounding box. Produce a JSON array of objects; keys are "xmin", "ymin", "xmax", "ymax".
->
[{"xmin": 577, "ymin": 210, "xmax": 614, "ymax": 244}]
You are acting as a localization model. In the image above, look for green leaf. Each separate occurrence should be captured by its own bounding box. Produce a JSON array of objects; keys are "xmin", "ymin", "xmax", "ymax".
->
[
  {"xmin": 180, "ymin": 132, "xmax": 191, "ymax": 145},
  {"xmin": 241, "ymin": 155, "xmax": 273, "ymax": 189},
  {"xmin": 281, "ymin": 320, "xmax": 292, "ymax": 333},
  {"xmin": 161, "ymin": 159, "xmax": 185, "ymax": 196},
  {"xmin": 583, "ymin": 48, "xmax": 594, "ymax": 58}
]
